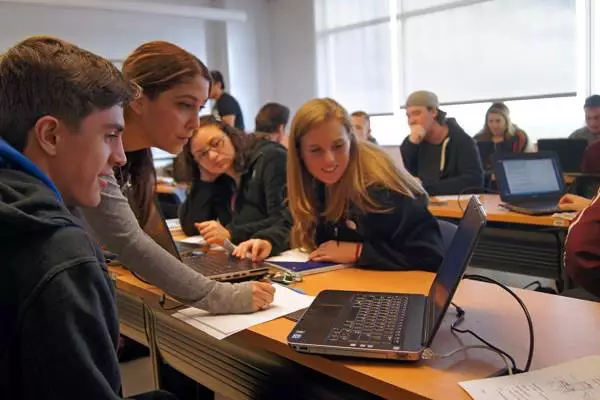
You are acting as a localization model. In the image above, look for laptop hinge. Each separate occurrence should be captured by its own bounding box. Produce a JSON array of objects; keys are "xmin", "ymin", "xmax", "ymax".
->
[{"xmin": 421, "ymin": 298, "xmax": 433, "ymax": 346}]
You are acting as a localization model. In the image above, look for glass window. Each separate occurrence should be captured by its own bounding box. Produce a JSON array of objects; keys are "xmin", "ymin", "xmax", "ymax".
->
[
  {"xmin": 315, "ymin": 0, "xmax": 388, "ymax": 31},
  {"xmin": 317, "ymin": 22, "xmax": 393, "ymax": 113},
  {"xmin": 401, "ymin": 0, "xmax": 576, "ymax": 102}
]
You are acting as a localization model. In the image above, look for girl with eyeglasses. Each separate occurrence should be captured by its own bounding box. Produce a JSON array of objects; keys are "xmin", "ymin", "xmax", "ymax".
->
[{"xmin": 179, "ymin": 115, "xmax": 291, "ymax": 258}]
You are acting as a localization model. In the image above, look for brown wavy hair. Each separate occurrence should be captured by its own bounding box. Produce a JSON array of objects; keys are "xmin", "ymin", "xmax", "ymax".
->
[{"xmin": 117, "ymin": 41, "xmax": 211, "ymax": 225}]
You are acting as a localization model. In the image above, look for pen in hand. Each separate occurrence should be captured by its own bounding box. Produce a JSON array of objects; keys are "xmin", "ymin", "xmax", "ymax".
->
[{"xmin": 223, "ymin": 239, "xmax": 236, "ymax": 256}]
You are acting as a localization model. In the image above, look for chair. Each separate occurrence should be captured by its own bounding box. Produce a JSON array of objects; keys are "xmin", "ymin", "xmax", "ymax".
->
[{"xmin": 437, "ymin": 219, "xmax": 458, "ymax": 251}]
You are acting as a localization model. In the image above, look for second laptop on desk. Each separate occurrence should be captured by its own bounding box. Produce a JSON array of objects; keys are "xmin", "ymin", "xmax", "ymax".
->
[
  {"xmin": 141, "ymin": 199, "xmax": 268, "ymax": 282},
  {"xmin": 493, "ymin": 152, "xmax": 566, "ymax": 216},
  {"xmin": 287, "ymin": 196, "xmax": 487, "ymax": 361}
]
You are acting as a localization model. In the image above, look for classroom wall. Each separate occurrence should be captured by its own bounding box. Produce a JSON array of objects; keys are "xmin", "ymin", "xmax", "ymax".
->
[
  {"xmin": 222, "ymin": 0, "xmax": 274, "ymax": 129},
  {"xmin": 202, "ymin": 0, "xmax": 318, "ymax": 132},
  {"xmin": 267, "ymin": 0, "xmax": 318, "ymax": 116},
  {"xmin": 0, "ymin": 1, "xmax": 209, "ymax": 61}
]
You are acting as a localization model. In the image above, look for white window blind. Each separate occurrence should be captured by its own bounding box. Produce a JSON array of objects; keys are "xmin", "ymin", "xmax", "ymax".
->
[
  {"xmin": 400, "ymin": 0, "xmax": 576, "ymax": 102},
  {"xmin": 315, "ymin": 0, "xmax": 581, "ymax": 145},
  {"xmin": 315, "ymin": 0, "xmax": 393, "ymax": 114}
]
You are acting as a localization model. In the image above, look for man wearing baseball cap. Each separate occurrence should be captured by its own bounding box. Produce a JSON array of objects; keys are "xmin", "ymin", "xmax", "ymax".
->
[{"xmin": 400, "ymin": 90, "xmax": 484, "ymax": 195}]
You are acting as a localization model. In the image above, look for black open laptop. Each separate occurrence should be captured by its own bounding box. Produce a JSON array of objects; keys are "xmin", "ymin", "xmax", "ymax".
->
[
  {"xmin": 493, "ymin": 152, "xmax": 566, "ymax": 215},
  {"xmin": 287, "ymin": 196, "xmax": 486, "ymax": 361},
  {"xmin": 142, "ymin": 198, "xmax": 269, "ymax": 282},
  {"xmin": 537, "ymin": 138, "xmax": 587, "ymax": 173}
]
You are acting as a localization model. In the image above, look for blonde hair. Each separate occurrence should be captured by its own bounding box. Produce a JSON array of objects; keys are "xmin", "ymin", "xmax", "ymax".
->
[{"xmin": 287, "ymin": 98, "xmax": 426, "ymax": 250}]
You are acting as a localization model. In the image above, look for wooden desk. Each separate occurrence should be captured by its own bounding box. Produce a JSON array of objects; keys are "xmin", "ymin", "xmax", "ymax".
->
[
  {"xmin": 113, "ymin": 266, "xmax": 600, "ymax": 400},
  {"xmin": 429, "ymin": 194, "xmax": 571, "ymax": 228},
  {"xmin": 430, "ymin": 194, "xmax": 572, "ymax": 286}
]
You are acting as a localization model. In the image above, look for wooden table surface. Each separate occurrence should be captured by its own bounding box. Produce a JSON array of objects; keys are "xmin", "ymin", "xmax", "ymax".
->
[
  {"xmin": 428, "ymin": 194, "xmax": 572, "ymax": 228},
  {"xmin": 112, "ymin": 263, "xmax": 600, "ymax": 400}
]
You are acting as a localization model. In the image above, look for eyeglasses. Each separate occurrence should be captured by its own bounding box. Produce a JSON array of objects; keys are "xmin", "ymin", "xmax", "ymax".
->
[{"xmin": 194, "ymin": 136, "xmax": 226, "ymax": 160}]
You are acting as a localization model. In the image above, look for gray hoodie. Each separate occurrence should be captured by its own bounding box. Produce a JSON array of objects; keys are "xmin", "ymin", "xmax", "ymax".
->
[{"xmin": 81, "ymin": 172, "xmax": 253, "ymax": 314}]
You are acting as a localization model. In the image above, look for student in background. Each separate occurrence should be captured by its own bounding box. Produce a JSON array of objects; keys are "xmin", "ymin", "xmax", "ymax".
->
[
  {"xmin": 580, "ymin": 139, "xmax": 600, "ymax": 174},
  {"xmin": 0, "ymin": 36, "xmax": 175, "ymax": 400},
  {"xmin": 179, "ymin": 116, "xmax": 291, "ymax": 256},
  {"xmin": 80, "ymin": 42, "xmax": 274, "ymax": 316},
  {"xmin": 562, "ymin": 192, "xmax": 600, "ymax": 297},
  {"xmin": 234, "ymin": 98, "xmax": 444, "ymax": 271},
  {"xmin": 570, "ymin": 95, "xmax": 600, "ymax": 145},
  {"xmin": 401, "ymin": 90, "xmax": 484, "ymax": 196},
  {"xmin": 474, "ymin": 102, "xmax": 529, "ymax": 153},
  {"xmin": 209, "ymin": 70, "xmax": 245, "ymax": 130},
  {"xmin": 254, "ymin": 102, "xmax": 290, "ymax": 148},
  {"xmin": 351, "ymin": 110, "xmax": 378, "ymax": 144}
]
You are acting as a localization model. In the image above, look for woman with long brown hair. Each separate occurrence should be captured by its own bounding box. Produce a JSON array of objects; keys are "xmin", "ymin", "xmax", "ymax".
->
[
  {"xmin": 80, "ymin": 42, "xmax": 274, "ymax": 314},
  {"xmin": 178, "ymin": 115, "xmax": 291, "ymax": 257},
  {"xmin": 474, "ymin": 102, "xmax": 529, "ymax": 153},
  {"xmin": 235, "ymin": 98, "xmax": 444, "ymax": 271}
]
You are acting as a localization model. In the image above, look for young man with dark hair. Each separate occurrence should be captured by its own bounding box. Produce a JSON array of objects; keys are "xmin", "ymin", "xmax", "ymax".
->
[
  {"xmin": 350, "ymin": 111, "xmax": 378, "ymax": 144},
  {"xmin": 209, "ymin": 70, "xmax": 245, "ymax": 130},
  {"xmin": 570, "ymin": 94, "xmax": 600, "ymax": 145},
  {"xmin": 400, "ymin": 90, "xmax": 484, "ymax": 195},
  {"xmin": 0, "ymin": 36, "xmax": 175, "ymax": 399},
  {"xmin": 255, "ymin": 102, "xmax": 290, "ymax": 147}
]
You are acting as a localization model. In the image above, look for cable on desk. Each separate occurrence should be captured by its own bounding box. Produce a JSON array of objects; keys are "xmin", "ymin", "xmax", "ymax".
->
[
  {"xmin": 463, "ymin": 274, "xmax": 535, "ymax": 372},
  {"xmin": 457, "ymin": 187, "xmax": 499, "ymax": 212},
  {"xmin": 450, "ymin": 301, "xmax": 518, "ymax": 372},
  {"xmin": 522, "ymin": 280, "xmax": 542, "ymax": 291},
  {"xmin": 421, "ymin": 345, "xmax": 513, "ymax": 375}
]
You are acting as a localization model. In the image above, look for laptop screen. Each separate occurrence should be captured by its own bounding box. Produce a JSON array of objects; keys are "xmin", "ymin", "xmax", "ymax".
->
[
  {"xmin": 425, "ymin": 197, "xmax": 487, "ymax": 345},
  {"xmin": 502, "ymin": 158, "xmax": 560, "ymax": 196},
  {"xmin": 494, "ymin": 153, "xmax": 565, "ymax": 200},
  {"xmin": 140, "ymin": 198, "xmax": 183, "ymax": 261}
]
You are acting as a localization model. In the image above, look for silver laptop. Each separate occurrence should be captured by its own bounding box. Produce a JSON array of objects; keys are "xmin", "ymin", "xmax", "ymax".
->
[
  {"xmin": 287, "ymin": 196, "xmax": 486, "ymax": 360},
  {"xmin": 143, "ymin": 199, "xmax": 269, "ymax": 282}
]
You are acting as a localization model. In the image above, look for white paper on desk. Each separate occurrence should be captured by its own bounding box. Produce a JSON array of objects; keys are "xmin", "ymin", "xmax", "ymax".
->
[
  {"xmin": 166, "ymin": 218, "xmax": 181, "ymax": 230},
  {"xmin": 266, "ymin": 249, "xmax": 309, "ymax": 262},
  {"xmin": 459, "ymin": 355, "xmax": 600, "ymax": 400},
  {"xmin": 551, "ymin": 212, "xmax": 578, "ymax": 221},
  {"xmin": 172, "ymin": 284, "xmax": 314, "ymax": 340},
  {"xmin": 178, "ymin": 235, "xmax": 206, "ymax": 245}
]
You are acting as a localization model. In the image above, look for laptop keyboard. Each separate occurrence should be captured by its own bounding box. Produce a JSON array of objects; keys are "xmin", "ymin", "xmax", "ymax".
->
[
  {"xmin": 327, "ymin": 294, "xmax": 409, "ymax": 348},
  {"xmin": 182, "ymin": 253, "xmax": 255, "ymax": 276}
]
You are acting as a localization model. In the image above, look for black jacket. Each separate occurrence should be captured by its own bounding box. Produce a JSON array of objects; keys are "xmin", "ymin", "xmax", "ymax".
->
[
  {"xmin": 0, "ymin": 140, "xmax": 121, "ymax": 399},
  {"xmin": 180, "ymin": 139, "xmax": 291, "ymax": 255},
  {"xmin": 315, "ymin": 184, "xmax": 444, "ymax": 271},
  {"xmin": 401, "ymin": 118, "xmax": 484, "ymax": 195}
]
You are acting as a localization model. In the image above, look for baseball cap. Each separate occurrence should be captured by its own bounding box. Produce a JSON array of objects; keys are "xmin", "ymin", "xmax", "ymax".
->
[{"xmin": 406, "ymin": 90, "xmax": 439, "ymax": 108}]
